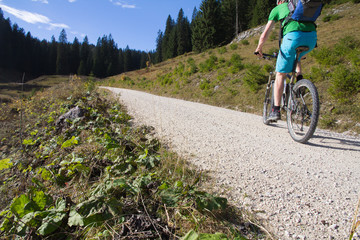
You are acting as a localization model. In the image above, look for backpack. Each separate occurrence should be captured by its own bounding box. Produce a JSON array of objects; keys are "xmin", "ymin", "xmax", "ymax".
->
[{"xmin": 285, "ymin": 0, "xmax": 323, "ymax": 24}]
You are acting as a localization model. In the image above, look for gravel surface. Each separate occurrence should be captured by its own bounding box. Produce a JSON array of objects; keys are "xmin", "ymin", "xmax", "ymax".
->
[{"xmin": 102, "ymin": 87, "xmax": 360, "ymax": 240}]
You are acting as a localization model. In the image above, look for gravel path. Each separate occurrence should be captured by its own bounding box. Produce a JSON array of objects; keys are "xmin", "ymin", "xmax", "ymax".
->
[{"xmin": 102, "ymin": 87, "xmax": 360, "ymax": 240}]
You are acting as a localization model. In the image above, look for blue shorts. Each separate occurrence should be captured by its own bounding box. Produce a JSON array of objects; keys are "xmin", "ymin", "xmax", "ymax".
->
[{"xmin": 276, "ymin": 31, "xmax": 317, "ymax": 73}]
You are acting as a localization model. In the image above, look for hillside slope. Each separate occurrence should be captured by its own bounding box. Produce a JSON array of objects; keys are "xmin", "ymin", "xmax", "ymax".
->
[{"xmin": 102, "ymin": 2, "xmax": 360, "ymax": 135}]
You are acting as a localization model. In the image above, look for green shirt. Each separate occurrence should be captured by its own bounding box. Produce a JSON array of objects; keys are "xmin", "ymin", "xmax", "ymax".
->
[{"xmin": 268, "ymin": 3, "xmax": 316, "ymax": 36}]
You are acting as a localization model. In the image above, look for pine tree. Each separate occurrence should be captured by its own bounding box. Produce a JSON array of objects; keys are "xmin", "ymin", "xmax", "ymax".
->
[
  {"xmin": 221, "ymin": 0, "xmax": 249, "ymax": 43},
  {"xmin": 49, "ymin": 36, "xmax": 57, "ymax": 74},
  {"xmin": 249, "ymin": 0, "xmax": 274, "ymax": 28},
  {"xmin": 56, "ymin": 29, "xmax": 70, "ymax": 74},
  {"xmin": 78, "ymin": 36, "xmax": 90, "ymax": 75},
  {"xmin": 118, "ymin": 48, "xmax": 124, "ymax": 74},
  {"xmin": 162, "ymin": 15, "xmax": 175, "ymax": 61},
  {"xmin": 0, "ymin": 10, "xmax": 12, "ymax": 69},
  {"xmin": 176, "ymin": 8, "xmax": 192, "ymax": 56},
  {"xmin": 106, "ymin": 34, "xmax": 119, "ymax": 76},
  {"xmin": 191, "ymin": 0, "xmax": 222, "ymax": 52},
  {"xmin": 70, "ymin": 37, "xmax": 80, "ymax": 74},
  {"xmin": 92, "ymin": 36, "xmax": 106, "ymax": 77},
  {"xmin": 123, "ymin": 45, "xmax": 131, "ymax": 72},
  {"xmin": 155, "ymin": 30, "xmax": 163, "ymax": 63}
]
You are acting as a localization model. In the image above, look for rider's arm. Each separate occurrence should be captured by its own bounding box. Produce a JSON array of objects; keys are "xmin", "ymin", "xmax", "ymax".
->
[{"xmin": 255, "ymin": 20, "xmax": 275, "ymax": 57}]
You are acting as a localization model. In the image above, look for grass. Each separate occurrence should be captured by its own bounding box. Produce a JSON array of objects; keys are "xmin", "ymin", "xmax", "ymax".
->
[
  {"xmin": 0, "ymin": 79, "xmax": 270, "ymax": 239},
  {"xmin": 0, "ymin": 75, "xmax": 71, "ymax": 102}
]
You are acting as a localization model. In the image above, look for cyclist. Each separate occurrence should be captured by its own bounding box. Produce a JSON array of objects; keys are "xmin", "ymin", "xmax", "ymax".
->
[{"xmin": 255, "ymin": 0, "xmax": 318, "ymax": 121}]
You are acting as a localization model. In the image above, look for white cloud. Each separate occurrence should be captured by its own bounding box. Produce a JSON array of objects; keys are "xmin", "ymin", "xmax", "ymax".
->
[
  {"xmin": 68, "ymin": 0, "xmax": 77, "ymax": 3},
  {"xmin": 32, "ymin": 0, "xmax": 49, "ymax": 4},
  {"xmin": 110, "ymin": 0, "xmax": 136, "ymax": 8},
  {"xmin": 0, "ymin": 3, "xmax": 69, "ymax": 29},
  {"xmin": 71, "ymin": 31, "xmax": 86, "ymax": 39}
]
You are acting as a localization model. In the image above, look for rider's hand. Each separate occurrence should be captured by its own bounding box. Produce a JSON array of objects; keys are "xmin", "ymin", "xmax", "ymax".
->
[{"xmin": 254, "ymin": 47, "xmax": 263, "ymax": 58}]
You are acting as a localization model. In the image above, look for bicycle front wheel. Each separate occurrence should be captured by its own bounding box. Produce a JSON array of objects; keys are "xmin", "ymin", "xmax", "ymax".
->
[
  {"xmin": 287, "ymin": 79, "xmax": 319, "ymax": 143},
  {"xmin": 263, "ymin": 80, "xmax": 274, "ymax": 125}
]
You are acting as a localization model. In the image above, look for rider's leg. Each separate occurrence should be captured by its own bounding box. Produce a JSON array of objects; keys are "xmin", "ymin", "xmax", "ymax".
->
[
  {"xmin": 296, "ymin": 60, "xmax": 301, "ymax": 73},
  {"xmin": 296, "ymin": 61, "xmax": 303, "ymax": 80},
  {"xmin": 268, "ymin": 71, "xmax": 286, "ymax": 121},
  {"xmin": 274, "ymin": 72, "xmax": 286, "ymax": 107}
]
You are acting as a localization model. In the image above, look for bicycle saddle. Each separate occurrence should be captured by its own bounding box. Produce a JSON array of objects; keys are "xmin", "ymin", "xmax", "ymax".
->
[{"xmin": 296, "ymin": 46, "xmax": 310, "ymax": 53}]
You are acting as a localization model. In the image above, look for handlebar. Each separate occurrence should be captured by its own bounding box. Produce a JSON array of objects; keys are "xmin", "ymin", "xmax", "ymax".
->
[{"xmin": 254, "ymin": 52, "xmax": 278, "ymax": 59}]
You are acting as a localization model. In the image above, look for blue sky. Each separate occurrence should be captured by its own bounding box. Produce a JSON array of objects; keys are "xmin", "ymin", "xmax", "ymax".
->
[{"xmin": 0, "ymin": 0, "xmax": 202, "ymax": 51}]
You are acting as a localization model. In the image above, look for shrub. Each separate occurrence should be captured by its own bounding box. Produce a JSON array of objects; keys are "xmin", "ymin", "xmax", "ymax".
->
[
  {"xmin": 241, "ymin": 39, "xmax": 250, "ymax": 45},
  {"xmin": 158, "ymin": 72, "xmax": 174, "ymax": 86},
  {"xmin": 174, "ymin": 62, "xmax": 185, "ymax": 76},
  {"xmin": 334, "ymin": 35, "xmax": 360, "ymax": 54},
  {"xmin": 228, "ymin": 88, "xmax": 239, "ymax": 96},
  {"xmin": 228, "ymin": 54, "xmax": 244, "ymax": 74},
  {"xmin": 199, "ymin": 55, "xmax": 218, "ymax": 72},
  {"xmin": 263, "ymin": 64, "xmax": 273, "ymax": 73},
  {"xmin": 312, "ymin": 36, "xmax": 360, "ymax": 69},
  {"xmin": 230, "ymin": 43, "xmax": 238, "ymax": 50},
  {"xmin": 217, "ymin": 69, "xmax": 227, "ymax": 81},
  {"xmin": 319, "ymin": 114, "xmax": 337, "ymax": 129},
  {"xmin": 185, "ymin": 58, "xmax": 198, "ymax": 76},
  {"xmin": 310, "ymin": 46, "xmax": 343, "ymax": 66},
  {"xmin": 218, "ymin": 46, "xmax": 227, "ymax": 54},
  {"xmin": 199, "ymin": 79, "xmax": 214, "ymax": 97},
  {"xmin": 328, "ymin": 66, "xmax": 360, "ymax": 102},
  {"xmin": 199, "ymin": 79, "xmax": 211, "ymax": 90},
  {"xmin": 309, "ymin": 66, "xmax": 328, "ymax": 83},
  {"xmin": 243, "ymin": 64, "xmax": 267, "ymax": 92},
  {"xmin": 323, "ymin": 14, "xmax": 342, "ymax": 22},
  {"xmin": 348, "ymin": 49, "xmax": 360, "ymax": 67}
]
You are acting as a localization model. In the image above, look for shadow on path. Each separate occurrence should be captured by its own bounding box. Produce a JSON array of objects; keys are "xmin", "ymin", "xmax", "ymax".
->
[{"xmin": 308, "ymin": 133, "xmax": 360, "ymax": 152}]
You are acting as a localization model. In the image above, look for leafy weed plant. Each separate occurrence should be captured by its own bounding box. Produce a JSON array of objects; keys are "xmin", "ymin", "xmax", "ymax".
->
[{"xmin": 0, "ymin": 80, "xmax": 266, "ymax": 239}]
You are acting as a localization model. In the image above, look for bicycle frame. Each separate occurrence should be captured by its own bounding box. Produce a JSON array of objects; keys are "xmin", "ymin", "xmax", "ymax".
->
[{"xmin": 262, "ymin": 46, "xmax": 308, "ymax": 112}]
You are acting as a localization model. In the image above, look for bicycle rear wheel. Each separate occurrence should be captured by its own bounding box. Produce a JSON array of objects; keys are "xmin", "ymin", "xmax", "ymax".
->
[
  {"xmin": 263, "ymin": 80, "xmax": 274, "ymax": 125},
  {"xmin": 287, "ymin": 79, "xmax": 319, "ymax": 143}
]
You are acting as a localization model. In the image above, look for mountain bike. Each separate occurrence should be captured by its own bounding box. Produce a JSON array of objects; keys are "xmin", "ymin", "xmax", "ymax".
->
[{"xmin": 256, "ymin": 46, "xmax": 320, "ymax": 143}]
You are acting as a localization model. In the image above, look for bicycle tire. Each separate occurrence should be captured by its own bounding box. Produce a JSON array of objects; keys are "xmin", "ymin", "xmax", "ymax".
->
[
  {"xmin": 263, "ymin": 80, "xmax": 274, "ymax": 125},
  {"xmin": 286, "ymin": 79, "xmax": 319, "ymax": 143}
]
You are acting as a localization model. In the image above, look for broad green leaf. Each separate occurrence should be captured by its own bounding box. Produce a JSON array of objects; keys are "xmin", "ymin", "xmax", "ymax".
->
[
  {"xmin": 69, "ymin": 197, "xmax": 122, "ymax": 227},
  {"xmin": 0, "ymin": 210, "xmax": 9, "ymax": 217},
  {"xmin": 30, "ymin": 130, "xmax": 38, "ymax": 136},
  {"xmin": 199, "ymin": 233, "xmax": 228, "ymax": 240},
  {"xmin": 11, "ymin": 194, "xmax": 31, "ymax": 218},
  {"xmin": 32, "ymin": 191, "xmax": 52, "ymax": 210},
  {"xmin": 158, "ymin": 182, "xmax": 169, "ymax": 190},
  {"xmin": 55, "ymin": 198, "xmax": 67, "ymax": 211},
  {"xmin": 21, "ymin": 212, "xmax": 40, "ymax": 228},
  {"xmin": 32, "ymin": 177, "xmax": 45, "ymax": 189},
  {"xmin": 23, "ymin": 139, "xmax": 35, "ymax": 145},
  {"xmin": 37, "ymin": 168, "xmax": 52, "ymax": 181},
  {"xmin": 61, "ymin": 136, "xmax": 79, "ymax": 149},
  {"xmin": 22, "ymin": 165, "xmax": 32, "ymax": 173},
  {"xmin": 0, "ymin": 158, "xmax": 13, "ymax": 171},
  {"xmin": 174, "ymin": 180, "xmax": 184, "ymax": 189},
  {"xmin": 68, "ymin": 208, "xmax": 84, "ymax": 227},
  {"xmin": 0, "ymin": 211, "xmax": 13, "ymax": 232},
  {"xmin": 160, "ymin": 188, "xmax": 181, "ymax": 207},
  {"xmin": 38, "ymin": 212, "xmax": 66, "ymax": 235},
  {"xmin": 195, "ymin": 192, "xmax": 227, "ymax": 211},
  {"xmin": 181, "ymin": 230, "xmax": 199, "ymax": 240}
]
